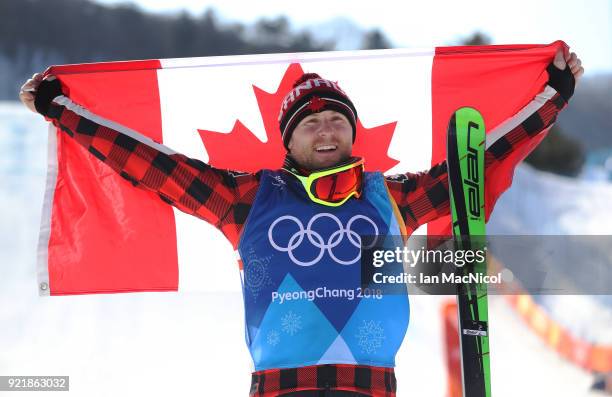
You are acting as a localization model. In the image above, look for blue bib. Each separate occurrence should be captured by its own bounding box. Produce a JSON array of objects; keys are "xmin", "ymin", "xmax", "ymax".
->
[{"xmin": 238, "ymin": 170, "xmax": 409, "ymax": 370}]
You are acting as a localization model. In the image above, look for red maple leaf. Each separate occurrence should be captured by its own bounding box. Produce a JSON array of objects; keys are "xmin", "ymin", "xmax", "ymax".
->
[
  {"xmin": 198, "ymin": 63, "xmax": 399, "ymax": 173},
  {"xmin": 307, "ymin": 96, "xmax": 326, "ymax": 112}
]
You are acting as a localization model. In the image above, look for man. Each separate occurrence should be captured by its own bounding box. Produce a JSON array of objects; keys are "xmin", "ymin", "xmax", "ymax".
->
[{"xmin": 20, "ymin": 49, "xmax": 583, "ymax": 396}]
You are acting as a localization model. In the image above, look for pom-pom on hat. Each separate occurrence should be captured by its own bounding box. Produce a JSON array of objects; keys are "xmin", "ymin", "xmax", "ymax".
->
[{"xmin": 278, "ymin": 73, "xmax": 358, "ymax": 149}]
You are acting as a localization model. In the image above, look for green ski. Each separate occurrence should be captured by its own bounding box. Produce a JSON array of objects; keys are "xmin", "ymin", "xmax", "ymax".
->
[{"xmin": 447, "ymin": 107, "xmax": 491, "ymax": 397}]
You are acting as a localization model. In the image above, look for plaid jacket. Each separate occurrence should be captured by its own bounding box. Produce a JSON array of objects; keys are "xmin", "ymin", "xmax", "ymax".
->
[
  {"xmin": 249, "ymin": 364, "xmax": 396, "ymax": 397},
  {"xmin": 42, "ymin": 82, "xmax": 567, "ymax": 396}
]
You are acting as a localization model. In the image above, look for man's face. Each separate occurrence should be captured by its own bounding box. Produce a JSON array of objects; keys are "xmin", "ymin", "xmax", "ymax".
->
[{"xmin": 287, "ymin": 110, "xmax": 353, "ymax": 171}]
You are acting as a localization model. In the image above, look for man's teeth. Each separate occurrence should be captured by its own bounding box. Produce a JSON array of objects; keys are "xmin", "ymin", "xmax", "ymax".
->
[{"xmin": 316, "ymin": 145, "xmax": 337, "ymax": 152}]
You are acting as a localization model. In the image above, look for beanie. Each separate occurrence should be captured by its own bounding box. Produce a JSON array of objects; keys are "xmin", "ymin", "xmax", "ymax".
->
[{"xmin": 278, "ymin": 73, "xmax": 358, "ymax": 149}]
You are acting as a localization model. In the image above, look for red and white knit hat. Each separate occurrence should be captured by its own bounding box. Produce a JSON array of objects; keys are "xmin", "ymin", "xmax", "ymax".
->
[{"xmin": 278, "ymin": 73, "xmax": 358, "ymax": 149}]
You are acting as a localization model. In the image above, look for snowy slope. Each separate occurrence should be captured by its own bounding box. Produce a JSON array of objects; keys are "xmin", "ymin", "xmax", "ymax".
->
[
  {"xmin": 488, "ymin": 164, "xmax": 612, "ymax": 236},
  {"xmin": 488, "ymin": 165, "xmax": 612, "ymax": 346},
  {"xmin": 0, "ymin": 102, "xmax": 609, "ymax": 396}
]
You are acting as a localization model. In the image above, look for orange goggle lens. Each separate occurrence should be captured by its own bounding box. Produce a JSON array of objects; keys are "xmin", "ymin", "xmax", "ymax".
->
[{"xmin": 309, "ymin": 163, "xmax": 363, "ymax": 203}]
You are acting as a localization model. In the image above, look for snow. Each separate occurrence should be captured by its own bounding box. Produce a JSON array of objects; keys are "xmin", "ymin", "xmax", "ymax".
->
[
  {"xmin": 488, "ymin": 164, "xmax": 612, "ymax": 345},
  {"xmin": 0, "ymin": 101, "xmax": 609, "ymax": 396},
  {"xmin": 488, "ymin": 164, "xmax": 612, "ymax": 235}
]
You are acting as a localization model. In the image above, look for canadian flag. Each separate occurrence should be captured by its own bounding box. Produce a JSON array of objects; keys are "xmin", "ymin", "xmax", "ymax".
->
[{"xmin": 38, "ymin": 41, "xmax": 565, "ymax": 295}]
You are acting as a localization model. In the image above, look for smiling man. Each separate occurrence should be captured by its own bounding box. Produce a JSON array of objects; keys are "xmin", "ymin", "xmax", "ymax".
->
[{"xmin": 21, "ymin": 49, "xmax": 582, "ymax": 396}]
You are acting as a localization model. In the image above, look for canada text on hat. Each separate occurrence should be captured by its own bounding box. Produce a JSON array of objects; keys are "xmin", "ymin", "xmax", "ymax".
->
[
  {"xmin": 278, "ymin": 78, "xmax": 348, "ymax": 121},
  {"xmin": 277, "ymin": 74, "xmax": 358, "ymax": 149}
]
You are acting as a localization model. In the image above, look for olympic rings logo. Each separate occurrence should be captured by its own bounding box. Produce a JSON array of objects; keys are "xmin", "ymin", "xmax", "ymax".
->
[{"xmin": 267, "ymin": 213, "xmax": 379, "ymax": 266}]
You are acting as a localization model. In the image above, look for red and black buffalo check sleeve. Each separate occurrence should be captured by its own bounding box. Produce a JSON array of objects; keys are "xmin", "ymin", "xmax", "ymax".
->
[
  {"xmin": 250, "ymin": 364, "xmax": 397, "ymax": 397},
  {"xmin": 385, "ymin": 87, "xmax": 568, "ymax": 234},
  {"xmin": 45, "ymin": 100, "xmax": 260, "ymax": 248}
]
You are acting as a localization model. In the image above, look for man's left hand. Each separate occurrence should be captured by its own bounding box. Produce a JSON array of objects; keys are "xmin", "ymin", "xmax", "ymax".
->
[{"xmin": 553, "ymin": 48, "xmax": 584, "ymax": 85}]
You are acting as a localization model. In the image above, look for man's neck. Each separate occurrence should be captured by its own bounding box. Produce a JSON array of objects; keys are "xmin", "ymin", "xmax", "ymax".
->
[{"xmin": 282, "ymin": 155, "xmax": 312, "ymax": 176}]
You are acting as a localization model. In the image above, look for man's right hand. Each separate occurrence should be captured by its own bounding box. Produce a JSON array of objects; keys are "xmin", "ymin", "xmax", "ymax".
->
[{"xmin": 19, "ymin": 72, "xmax": 44, "ymax": 113}]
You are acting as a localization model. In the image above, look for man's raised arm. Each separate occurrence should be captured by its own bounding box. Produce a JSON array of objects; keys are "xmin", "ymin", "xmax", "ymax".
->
[
  {"xmin": 20, "ymin": 73, "xmax": 260, "ymax": 246},
  {"xmin": 385, "ymin": 49, "xmax": 583, "ymax": 233}
]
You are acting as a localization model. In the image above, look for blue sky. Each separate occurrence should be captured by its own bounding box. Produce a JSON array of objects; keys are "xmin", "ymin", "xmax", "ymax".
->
[{"xmin": 96, "ymin": 0, "xmax": 612, "ymax": 74}]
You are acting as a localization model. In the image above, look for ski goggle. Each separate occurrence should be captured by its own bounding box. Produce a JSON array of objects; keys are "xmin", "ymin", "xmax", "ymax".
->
[{"xmin": 289, "ymin": 158, "xmax": 364, "ymax": 207}]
